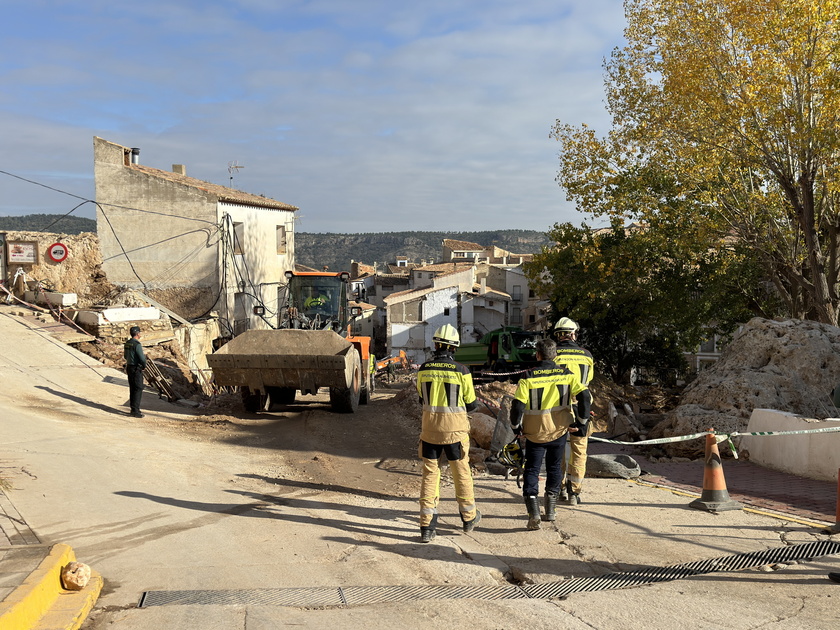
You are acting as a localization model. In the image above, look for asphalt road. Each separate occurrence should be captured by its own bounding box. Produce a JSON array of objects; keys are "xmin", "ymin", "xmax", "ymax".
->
[{"xmin": 1, "ymin": 305, "xmax": 839, "ymax": 629}]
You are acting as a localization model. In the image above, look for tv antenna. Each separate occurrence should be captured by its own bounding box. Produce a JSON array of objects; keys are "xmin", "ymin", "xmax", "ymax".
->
[{"xmin": 228, "ymin": 161, "xmax": 244, "ymax": 187}]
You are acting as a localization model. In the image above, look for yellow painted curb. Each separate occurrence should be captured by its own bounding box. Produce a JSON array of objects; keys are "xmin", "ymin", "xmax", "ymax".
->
[{"xmin": 0, "ymin": 543, "xmax": 102, "ymax": 630}]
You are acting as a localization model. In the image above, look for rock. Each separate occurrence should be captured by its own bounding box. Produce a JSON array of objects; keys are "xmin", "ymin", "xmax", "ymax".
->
[
  {"xmin": 649, "ymin": 318, "xmax": 840, "ymax": 457},
  {"xmin": 469, "ymin": 446, "xmax": 490, "ymax": 466},
  {"xmin": 469, "ymin": 412, "xmax": 497, "ymax": 450},
  {"xmin": 611, "ymin": 413, "xmax": 641, "ymax": 441},
  {"xmin": 585, "ymin": 454, "xmax": 641, "ymax": 479},
  {"xmin": 61, "ymin": 561, "xmax": 91, "ymax": 590}
]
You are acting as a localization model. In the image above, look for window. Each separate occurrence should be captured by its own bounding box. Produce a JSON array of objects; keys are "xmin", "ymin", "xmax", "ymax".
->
[
  {"xmin": 529, "ymin": 289, "xmax": 535, "ymax": 298},
  {"xmin": 276, "ymin": 225, "xmax": 287, "ymax": 254},
  {"xmin": 443, "ymin": 307, "xmax": 450, "ymax": 316},
  {"xmin": 232, "ymin": 222, "xmax": 244, "ymax": 255},
  {"xmin": 512, "ymin": 285, "xmax": 522, "ymax": 302},
  {"xmin": 392, "ymin": 299, "xmax": 422, "ymax": 323},
  {"xmin": 529, "ymin": 314, "xmax": 535, "ymax": 324},
  {"xmin": 512, "ymin": 308, "xmax": 522, "ymax": 325}
]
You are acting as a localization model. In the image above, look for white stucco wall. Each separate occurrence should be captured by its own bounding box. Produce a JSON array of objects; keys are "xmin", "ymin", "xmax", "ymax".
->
[
  {"xmin": 95, "ymin": 138, "xmax": 219, "ymax": 293},
  {"xmin": 217, "ymin": 202, "xmax": 295, "ymax": 331},
  {"xmin": 740, "ymin": 409, "xmax": 840, "ymax": 482}
]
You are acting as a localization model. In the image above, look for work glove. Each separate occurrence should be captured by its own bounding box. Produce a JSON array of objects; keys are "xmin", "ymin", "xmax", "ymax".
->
[
  {"xmin": 568, "ymin": 419, "xmax": 587, "ymax": 435},
  {"xmin": 510, "ymin": 421, "xmax": 523, "ymax": 437}
]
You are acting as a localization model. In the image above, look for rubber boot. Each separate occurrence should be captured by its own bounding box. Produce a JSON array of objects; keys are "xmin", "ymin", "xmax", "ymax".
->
[
  {"xmin": 559, "ymin": 483, "xmax": 569, "ymax": 502},
  {"xmin": 543, "ymin": 492, "xmax": 557, "ymax": 522},
  {"xmin": 525, "ymin": 496, "xmax": 541, "ymax": 530},
  {"xmin": 564, "ymin": 479, "xmax": 574, "ymax": 504},
  {"xmin": 462, "ymin": 509, "xmax": 481, "ymax": 533},
  {"xmin": 420, "ymin": 515, "xmax": 437, "ymax": 543}
]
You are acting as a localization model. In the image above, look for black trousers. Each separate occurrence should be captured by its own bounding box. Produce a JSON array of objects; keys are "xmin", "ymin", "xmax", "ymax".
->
[
  {"xmin": 127, "ymin": 365, "xmax": 145, "ymax": 413},
  {"xmin": 523, "ymin": 434, "xmax": 567, "ymax": 497}
]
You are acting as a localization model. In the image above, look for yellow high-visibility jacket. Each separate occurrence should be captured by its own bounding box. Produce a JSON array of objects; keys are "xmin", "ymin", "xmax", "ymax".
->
[
  {"xmin": 417, "ymin": 351, "xmax": 477, "ymax": 445},
  {"xmin": 554, "ymin": 339, "xmax": 595, "ymax": 385},
  {"xmin": 511, "ymin": 360, "xmax": 590, "ymax": 443}
]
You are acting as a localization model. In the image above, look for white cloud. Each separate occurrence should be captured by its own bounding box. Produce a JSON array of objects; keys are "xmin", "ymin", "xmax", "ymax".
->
[{"xmin": 0, "ymin": 0, "xmax": 626, "ymax": 232}]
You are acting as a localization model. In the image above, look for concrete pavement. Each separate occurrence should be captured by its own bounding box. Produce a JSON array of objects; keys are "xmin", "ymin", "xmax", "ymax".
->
[{"xmin": 2, "ymin": 303, "xmax": 840, "ymax": 629}]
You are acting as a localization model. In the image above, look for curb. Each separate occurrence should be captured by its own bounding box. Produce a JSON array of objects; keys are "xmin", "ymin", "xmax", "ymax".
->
[{"xmin": 0, "ymin": 543, "xmax": 102, "ymax": 630}]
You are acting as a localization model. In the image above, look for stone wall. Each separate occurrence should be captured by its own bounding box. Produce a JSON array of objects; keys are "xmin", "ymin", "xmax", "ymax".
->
[
  {"xmin": 78, "ymin": 317, "xmax": 174, "ymax": 346},
  {"xmin": 3, "ymin": 231, "xmax": 114, "ymax": 308}
]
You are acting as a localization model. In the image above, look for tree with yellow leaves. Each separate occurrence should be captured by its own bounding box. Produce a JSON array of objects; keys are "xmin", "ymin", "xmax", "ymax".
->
[{"xmin": 553, "ymin": 0, "xmax": 840, "ymax": 324}]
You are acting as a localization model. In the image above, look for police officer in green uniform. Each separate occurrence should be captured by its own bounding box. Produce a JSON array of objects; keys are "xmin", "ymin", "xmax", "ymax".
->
[
  {"xmin": 510, "ymin": 338, "xmax": 591, "ymax": 529},
  {"xmin": 416, "ymin": 324, "xmax": 481, "ymax": 542},
  {"xmin": 124, "ymin": 326, "xmax": 147, "ymax": 418}
]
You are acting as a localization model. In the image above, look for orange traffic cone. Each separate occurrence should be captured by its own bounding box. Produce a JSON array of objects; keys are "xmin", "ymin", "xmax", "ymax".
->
[{"xmin": 689, "ymin": 429, "xmax": 743, "ymax": 513}]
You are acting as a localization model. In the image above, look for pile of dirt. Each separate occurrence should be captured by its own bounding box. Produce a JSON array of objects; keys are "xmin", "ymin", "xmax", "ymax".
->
[{"xmin": 649, "ymin": 317, "xmax": 840, "ymax": 457}]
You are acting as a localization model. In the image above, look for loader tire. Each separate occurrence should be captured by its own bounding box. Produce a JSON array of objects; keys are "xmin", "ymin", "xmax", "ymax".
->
[
  {"xmin": 330, "ymin": 350, "xmax": 361, "ymax": 413},
  {"xmin": 267, "ymin": 386, "xmax": 296, "ymax": 406},
  {"xmin": 242, "ymin": 387, "xmax": 268, "ymax": 413},
  {"xmin": 359, "ymin": 358, "xmax": 372, "ymax": 405}
]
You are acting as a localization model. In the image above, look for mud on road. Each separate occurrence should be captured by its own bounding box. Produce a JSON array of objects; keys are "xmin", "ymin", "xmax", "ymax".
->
[{"xmin": 148, "ymin": 384, "xmax": 427, "ymax": 503}]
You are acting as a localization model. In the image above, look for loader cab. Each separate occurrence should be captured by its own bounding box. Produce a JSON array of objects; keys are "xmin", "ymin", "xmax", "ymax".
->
[{"xmin": 281, "ymin": 271, "xmax": 350, "ymax": 332}]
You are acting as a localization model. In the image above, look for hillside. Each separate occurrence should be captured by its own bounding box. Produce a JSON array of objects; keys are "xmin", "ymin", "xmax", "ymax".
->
[
  {"xmin": 0, "ymin": 214, "xmax": 96, "ymax": 235},
  {"xmin": 295, "ymin": 230, "xmax": 551, "ymax": 271},
  {"xmin": 0, "ymin": 215, "xmax": 550, "ymax": 271}
]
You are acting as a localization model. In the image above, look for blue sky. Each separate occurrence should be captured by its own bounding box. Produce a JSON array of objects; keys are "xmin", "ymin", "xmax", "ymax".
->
[{"xmin": 0, "ymin": 0, "xmax": 625, "ymax": 233}]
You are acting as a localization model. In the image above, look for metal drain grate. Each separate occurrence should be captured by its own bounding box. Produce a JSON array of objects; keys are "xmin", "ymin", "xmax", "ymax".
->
[{"xmin": 139, "ymin": 539, "xmax": 840, "ymax": 608}]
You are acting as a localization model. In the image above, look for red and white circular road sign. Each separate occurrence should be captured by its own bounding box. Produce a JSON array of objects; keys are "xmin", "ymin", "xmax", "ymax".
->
[{"xmin": 47, "ymin": 242, "xmax": 69, "ymax": 263}]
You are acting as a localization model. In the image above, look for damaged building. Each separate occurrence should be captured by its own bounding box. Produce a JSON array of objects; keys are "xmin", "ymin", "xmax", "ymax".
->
[{"xmin": 93, "ymin": 136, "xmax": 298, "ymax": 334}]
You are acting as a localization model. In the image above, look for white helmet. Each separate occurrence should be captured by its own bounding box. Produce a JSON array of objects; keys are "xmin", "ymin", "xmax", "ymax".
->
[
  {"xmin": 554, "ymin": 317, "xmax": 579, "ymax": 334},
  {"xmin": 433, "ymin": 324, "xmax": 460, "ymax": 347}
]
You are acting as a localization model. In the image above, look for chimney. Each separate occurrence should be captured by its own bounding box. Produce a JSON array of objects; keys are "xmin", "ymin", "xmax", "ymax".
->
[
  {"xmin": 172, "ymin": 164, "xmax": 186, "ymax": 176},
  {"xmin": 130, "ymin": 148, "xmax": 140, "ymax": 165},
  {"xmin": 480, "ymin": 278, "xmax": 486, "ymax": 294}
]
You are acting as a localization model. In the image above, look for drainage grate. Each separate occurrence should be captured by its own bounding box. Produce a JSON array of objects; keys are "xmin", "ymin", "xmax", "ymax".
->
[{"xmin": 139, "ymin": 540, "xmax": 840, "ymax": 608}]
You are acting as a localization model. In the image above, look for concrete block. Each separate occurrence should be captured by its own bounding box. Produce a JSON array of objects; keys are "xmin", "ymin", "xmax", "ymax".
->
[
  {"xmin": 42, "ymin": 292, "xmax": 78, "ymax": 307},
  {"xmin": 741, "ymin": 409, "xmax": 840, "ymax": 481},
  {"xmin": 101, "ymin": 307, "xmax": 160, "ymax": 322}
]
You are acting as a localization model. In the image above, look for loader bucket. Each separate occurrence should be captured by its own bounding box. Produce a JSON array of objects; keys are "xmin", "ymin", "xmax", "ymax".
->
[{"xmin": 207, "ymin": 329, "xmax": 359, "ymax": 394}]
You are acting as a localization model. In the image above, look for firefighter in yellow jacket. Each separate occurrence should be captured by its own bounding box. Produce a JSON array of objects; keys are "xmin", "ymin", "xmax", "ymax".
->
[
  {"xmin": 510, "ymin": 338, "xmax": 591, "ymax": 529},
  {"xmin": 553, "ymin": 317, "xmax": 595, "ymax": 505},
  {"xmin": 416, "ymin": 324, "xmax": 480, "ymax": 543}
]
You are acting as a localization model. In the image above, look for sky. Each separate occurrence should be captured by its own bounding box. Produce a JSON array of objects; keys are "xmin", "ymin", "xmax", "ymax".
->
[{"xmin": 0, "ymin": 0, "xmax": 626, "ymax": 234}]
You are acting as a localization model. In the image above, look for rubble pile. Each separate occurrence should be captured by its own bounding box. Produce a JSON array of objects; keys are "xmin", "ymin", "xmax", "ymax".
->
[
  {"xmin": 649, "ymin": 317, "xmax": 840, "ymax": 457},
  {"xmin": 5, "ymin": 231, "xmax": 116, "ymax": 307}
]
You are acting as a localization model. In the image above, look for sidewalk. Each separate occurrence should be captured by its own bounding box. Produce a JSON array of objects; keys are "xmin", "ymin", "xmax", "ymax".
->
[{"xmin": 591, "ymin": 442, "xmax": 838, "ymax": 525}]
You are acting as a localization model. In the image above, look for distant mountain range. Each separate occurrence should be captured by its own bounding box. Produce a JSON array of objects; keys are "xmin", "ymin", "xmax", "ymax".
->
[
  {"xmin": 295, "ymin": 230, "xmax": 552, "ymax": 271},
  {"xmin": 0, "ymin": 215, "xmax": 551, "ymax": 271},
  {"xmin": 0, "ymin": 213, "xmax": 97, "ymax": 234}
]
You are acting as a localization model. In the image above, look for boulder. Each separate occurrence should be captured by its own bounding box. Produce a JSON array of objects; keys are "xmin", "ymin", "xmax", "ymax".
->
[
  {"xmin": 61, "ymin": 561, "xmax": 91, "ymax": 590},
  {"xmin": 469, "ymin": 412, "xmax": 497, "ymax": 450},
  {"xmin": 586, "ymin": 454, "xmax": 641, "ymax": 479},
  {"xmin": 469, "ymin": 446, "xmax": 491, "ymax": 467},
  {"xmin": 650, "ymin": 318, "xmax": 840, "ymax": 456}
]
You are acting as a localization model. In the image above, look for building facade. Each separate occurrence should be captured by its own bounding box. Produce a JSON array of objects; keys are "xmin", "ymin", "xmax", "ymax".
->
[{"xmin": 93, "ymin": 137, "xmax": 297, "ymax": 332}]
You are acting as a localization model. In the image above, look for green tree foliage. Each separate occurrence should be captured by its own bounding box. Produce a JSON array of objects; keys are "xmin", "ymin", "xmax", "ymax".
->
[
  {"xmin": 552, "ymin": 0, "xmax": 840, "ymax": 325},
  {"xmin": 525, "ymin": 220, "xmax": 777, "ymax": 383}
]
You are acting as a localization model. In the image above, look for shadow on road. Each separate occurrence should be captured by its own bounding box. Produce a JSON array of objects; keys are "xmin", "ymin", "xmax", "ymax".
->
[{"xmin": 35, "ymin": 385, "xmax": 127, "ymax": 416}]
